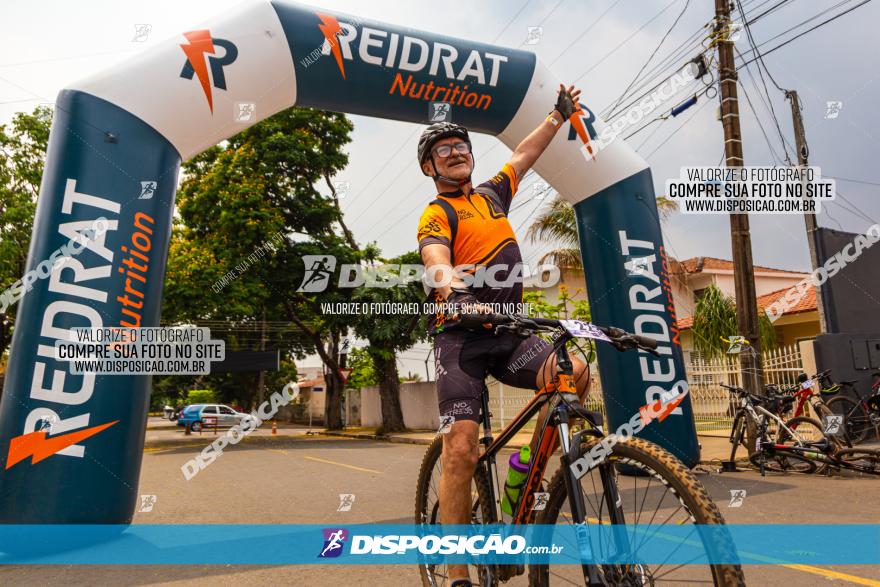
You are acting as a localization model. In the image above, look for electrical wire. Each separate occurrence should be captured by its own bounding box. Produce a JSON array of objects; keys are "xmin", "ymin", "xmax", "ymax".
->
[
  {"xmin": 737, "ymin": 76, "xmax": 788, "ymax": 165},
  {"xmin": 827, "ymin": 176, "xmax": 880, "ymax": 187},
  {"xmin": 735, "ymin": 49, "xmax": 793, "ymax": 163},
  {"xmin": 572, "ymin": 0, "xmax": 682, "ymax": 85},
  {"xmin": 606, "ymin": 0, "xmax": 693, "ymax": 118},
  {"xmin": 738, "ymin": 0, "xmax": 874, "ymax": 66},
  {"xmin": 547, "ymin": 0, "xmax": 625, "ymax": 67},
  {"xmin": 643, "ymin": 94, "xmax": 712, "ymax": 159},
  {"xmin": 732, "ymin": 5, "xmax": 794, "ymax": 164}
]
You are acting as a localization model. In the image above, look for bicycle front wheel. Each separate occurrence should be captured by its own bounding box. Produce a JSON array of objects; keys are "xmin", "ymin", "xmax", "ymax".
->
[
  {"xmin": 837, "ymin": 448, "xmax": 880, "ymax": 475},
  {"xmin": 749, "ymin": 448, "xmax": 817, "ymax": 474},
  {"xmin": 530, "ymin": 436, "xmax": 744, "ymax": 586}
]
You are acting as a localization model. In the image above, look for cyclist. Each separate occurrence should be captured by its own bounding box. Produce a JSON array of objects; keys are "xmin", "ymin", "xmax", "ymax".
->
[{"xmin": 417, "ymin": 84, "xmax": 584, "ymax": 586}]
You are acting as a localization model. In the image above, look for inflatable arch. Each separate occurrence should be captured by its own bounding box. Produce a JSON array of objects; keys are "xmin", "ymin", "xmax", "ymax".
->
[{"xmin": 0, "ymin": 1, "xmax": 698, "ymax": 523}]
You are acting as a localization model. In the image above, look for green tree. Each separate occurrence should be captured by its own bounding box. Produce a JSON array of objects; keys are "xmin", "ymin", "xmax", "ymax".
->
[
  {"xmin": 163, "ymin": 106, "xmax": 357, "ymax": 428},
  {"xmin": 691, "ymin": 283, "xmax": 777, "ymax": 360},
  {"xmin": 345, "ymin": 347, "xmax": 377, "ymax": 389},
  {"xmin": 0, "ymin": 106, "xmax": 51, "ymax": 361},
  {"xmin": 524, "ymin": 286, "xmax": 594, "ymax": 363},
  {"xmin": 527, "ymin": 194, "xmax": 677, "ymax": 276},
  {"xmin": 187, "ymin": 389, "xmax": 217, "ymax": 404},
  {"xmin": 348, "ymin": 251, "xmax": 428, "ymax": 432},
  {"xmin": 524, "ymin": 284, "xmax": 590, "ymax": 321}
]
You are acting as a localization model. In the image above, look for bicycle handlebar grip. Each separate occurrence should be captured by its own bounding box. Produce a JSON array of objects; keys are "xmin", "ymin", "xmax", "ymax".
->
[
  {"xmin": 456, "ymin": 312, "xmax": 512, "ymax": 328},
  {"xmin": 631, "ymin": 334, "xmax": 658, "ymax": 350}
]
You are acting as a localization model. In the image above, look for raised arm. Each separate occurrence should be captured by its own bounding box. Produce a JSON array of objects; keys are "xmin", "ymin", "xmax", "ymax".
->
[{"xmin": 508, "ymin": 84, "xmax": 581, "ymax": 180}]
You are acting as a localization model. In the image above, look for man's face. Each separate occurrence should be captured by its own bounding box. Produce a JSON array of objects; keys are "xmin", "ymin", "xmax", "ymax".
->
[{"xmin": 422, "ymin": 136, "xmax": 473, "ymax": 182}]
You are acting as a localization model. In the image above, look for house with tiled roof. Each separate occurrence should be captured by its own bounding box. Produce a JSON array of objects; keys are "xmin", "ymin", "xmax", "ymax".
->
[
  {"xmin": 526, "ymin": 255, "xmax": 820, "ymax": 361},
  {"xmin": 670, "ymin": 257, "xmax": 820, "ymax": 359}
]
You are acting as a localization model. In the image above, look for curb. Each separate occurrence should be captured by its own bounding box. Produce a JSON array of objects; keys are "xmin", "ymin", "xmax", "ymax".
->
[
  {"xmin": 142, "ymin": 430, "xmax": 314, "ymax": 450},
  {"xmin": 322, "ymin": 431, "xmax": 434, "ymax": 446}
]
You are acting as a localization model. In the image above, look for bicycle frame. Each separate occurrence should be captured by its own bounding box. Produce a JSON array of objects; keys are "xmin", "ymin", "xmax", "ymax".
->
[{"xmin": 472, "ymin": 336, "xmax": 624, "ymax": 586}]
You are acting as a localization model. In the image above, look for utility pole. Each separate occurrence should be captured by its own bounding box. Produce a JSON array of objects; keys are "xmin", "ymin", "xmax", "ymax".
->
[
  {"xmin": 714, "ymin": 0, "xmax": 764, "ymax": 395},
  {"xmin": 785, "ymin": 89, "xmax": 827, "ymax": 332}
]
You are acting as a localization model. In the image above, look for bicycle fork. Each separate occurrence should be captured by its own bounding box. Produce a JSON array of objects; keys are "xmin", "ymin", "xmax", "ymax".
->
[{"xmin": 558, "ymin": 408, "xmax": 631, "ymax": 586}]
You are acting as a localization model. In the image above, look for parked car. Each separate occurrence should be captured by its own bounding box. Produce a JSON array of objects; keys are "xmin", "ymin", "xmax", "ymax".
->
[{"xmin": 177, "ymin": 404, "xmax": 249, "ymax": 432}]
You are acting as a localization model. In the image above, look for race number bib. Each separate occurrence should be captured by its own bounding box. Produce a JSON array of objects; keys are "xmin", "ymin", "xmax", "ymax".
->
[{"xmin": 559, "ymin": 320, "xmax": 610, "ymax": 341}]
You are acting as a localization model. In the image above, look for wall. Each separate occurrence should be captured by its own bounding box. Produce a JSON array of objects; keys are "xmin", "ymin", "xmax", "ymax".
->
[
  {"xmin": 360, "ymin": 382, "xmax": 440, "ymax": 430},
  {"xmin": 775, "ymin": 315, "xmax": 821, "ymax": 346}
]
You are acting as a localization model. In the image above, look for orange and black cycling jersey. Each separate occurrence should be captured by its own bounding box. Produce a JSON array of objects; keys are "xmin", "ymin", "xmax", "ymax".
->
[{"xmin": 417, "ymin": 163, "xmax": 524, "ymax": 334}]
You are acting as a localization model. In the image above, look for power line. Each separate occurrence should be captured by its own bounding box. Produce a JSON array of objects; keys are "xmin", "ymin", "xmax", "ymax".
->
[
  {"xmin": 547, "ymin": 0, "xmax": 625, "ymax": 67},
  {"xmin": 734, "ymin": 47, "xmax": 793, "ymax": 163},
  {"xmin": 737, "ymin": 76, "xmax": 788, "ymax": 164},
  {"xmin": 341, "ymin": 128, "xmax": 420, "ymax": 211},
  {"xmin": 491, "ymin": 0, "xmax": 533, "ymax": 44},
  {"xmin": 738, "ymin": 0, "xmax": 874, "ymax": 66},
  {"xmin": 572, "ymin": 0, "xmax": 682, "ymax": 85},
  {"xmin": 606, "ymin": 0, "xmax": 693, "ymax": 118},
  {"xmin": 733, "ymin": 2, "xmax": 795, "ymax": 164},
  {"xmin": 643, "ymin": 94, "xmax": 712, "ymax": 159},
  {"xmin": 736, "ymin": 0, "xmax": 792, "ymax": 95},
  {"xmin": 619, "ymin": 80, "xmax": 709, "ymax": 141},
  {"xmin": 743, "ymin": 0, "xmax": 794, "ymax": 25},
  {"xmin": 516, "ymin": 0, "xmax": 567, "ymax": 47},
  {"xmin": 827, "ymin": 175, "xmax": 880, "ymax": 187},
  {"xmin": 602, "ymin": 0, "xmax": 782, "ymax": 123}
]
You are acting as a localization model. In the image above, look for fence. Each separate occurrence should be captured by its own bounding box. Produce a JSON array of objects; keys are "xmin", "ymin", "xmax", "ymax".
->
[
  {"xmin": 327, "ymin": 344, "xmax": 804, "ymax": 434},
  {"xmin": 680, "ymin": 344, "xmax": 804, "ymax": 432},
  {"xmin": 487, "ymin": 371, "xmax": 607, "ymax": 432},
  {"xmin": 488, "ymin": 344, "xmax": 804, "ymax": 433}
]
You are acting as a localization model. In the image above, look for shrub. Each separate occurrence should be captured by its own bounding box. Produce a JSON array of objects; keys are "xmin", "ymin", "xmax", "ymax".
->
[{"xmin": 186, "ymin": 389, "xmax": 216, "ymax": 404}]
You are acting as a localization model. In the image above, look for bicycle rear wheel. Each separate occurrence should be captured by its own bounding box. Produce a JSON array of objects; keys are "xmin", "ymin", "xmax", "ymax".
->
[
  {"xmin": 780, "ymin": 416, "xmax": 826, "ymax": 445},
  {"xmin": 836, "ymin": 448, "xmax": 880, "ymax": 475},
  {"xmin": 826, "ymin": 396, "xmax": 876, "ymax": 444},
  {"xmin": 749, "ymin": 448, "xmax": 817, "ymax": 474},
  {"xmin": 530, "ymin": 436, "xmax": 744, "ymax": 586},
  {"xmin": 414, "ymin": 436, "xmax": 497, "ymax": 587}
]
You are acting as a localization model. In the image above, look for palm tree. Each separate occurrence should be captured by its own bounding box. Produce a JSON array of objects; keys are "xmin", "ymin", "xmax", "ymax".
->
[
  {"xmin": 691, "ymin": 283, "xmax": 777, "ymax": 360},
  {"xmin": 527, "ymin": 195, "xmax": 677, "ymax": 275}
]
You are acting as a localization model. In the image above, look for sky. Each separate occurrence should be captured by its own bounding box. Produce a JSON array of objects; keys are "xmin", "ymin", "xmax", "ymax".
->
[
  {"xmin": 2, "ymin": 0, "xmax": 877, "ymax": 272},
  {"xmin": 2, "ymin": 0, "xmax": 878, "ymax": 372}
]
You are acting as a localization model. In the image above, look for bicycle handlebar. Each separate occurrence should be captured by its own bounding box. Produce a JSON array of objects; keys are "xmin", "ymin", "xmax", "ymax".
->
[{"xmin": 453, "ymin": 312, "xmax": 659, "ymax": 354}]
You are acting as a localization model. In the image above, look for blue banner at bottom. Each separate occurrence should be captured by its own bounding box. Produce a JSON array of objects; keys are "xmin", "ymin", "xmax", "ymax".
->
[{"xmin": 0, "ymin": 524, "xmax": 877, "ymax": 565}]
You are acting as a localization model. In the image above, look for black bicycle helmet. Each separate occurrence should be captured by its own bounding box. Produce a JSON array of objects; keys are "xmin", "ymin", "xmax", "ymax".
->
[{"xmin": 417, "ymin": 122, "xmax": 473, "ymax": 186}]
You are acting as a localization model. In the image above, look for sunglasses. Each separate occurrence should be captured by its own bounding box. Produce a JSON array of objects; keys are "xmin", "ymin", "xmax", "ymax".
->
[{"xmin": 432, "ymin": 142, "xmax": 471, "ymax": 158}]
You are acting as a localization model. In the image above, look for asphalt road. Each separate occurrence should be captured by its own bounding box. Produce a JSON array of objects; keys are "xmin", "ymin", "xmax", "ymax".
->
[{"xmin": 2, "ymin": 424, "xmax": 880, "ymax": 586}]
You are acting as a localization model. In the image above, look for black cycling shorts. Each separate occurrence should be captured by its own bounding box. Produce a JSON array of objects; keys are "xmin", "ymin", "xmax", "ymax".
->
[{"xmin": 434, "ymin": 329, "xmax": 555, "ymax": 423}]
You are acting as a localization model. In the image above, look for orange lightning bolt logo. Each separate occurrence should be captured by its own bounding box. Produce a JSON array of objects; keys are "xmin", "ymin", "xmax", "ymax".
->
[
  {"xmin": 639, "ymin": 389, "xmax": 689, "ymax": 426},
  {"xmin": 569, "ymin": 106, "xmax": 596, "ymax": 160},
  {"xmin": 316, "ymin": 13, "xmax": 345, "ymax": 79},
  {"xmin": 180, "ymin": 30, "xmax": 217, "ymax": 112},
  {"xmin": 6, "ymin": 421, "xmax": 118, "ymax": 469}
]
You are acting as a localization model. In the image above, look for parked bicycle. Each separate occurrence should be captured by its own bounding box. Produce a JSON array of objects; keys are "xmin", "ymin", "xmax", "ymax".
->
[
  {"xmin": 772, "ymin": 372, "xmax": 850, "ymax": 447},
  {"xmin": 416, "ymin": 312, "xmax": 744, "ymax": 587},
  {"xmin": 724, "ymin": 382, "xmax": 825, "ymax": 473},
  {"xmin": 822, "ymin": 370, "xmax": 880, "ymax": 444},
  {"xmin": 724, "ymin": 382, "xmax": 880, "ymax": 477}
]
